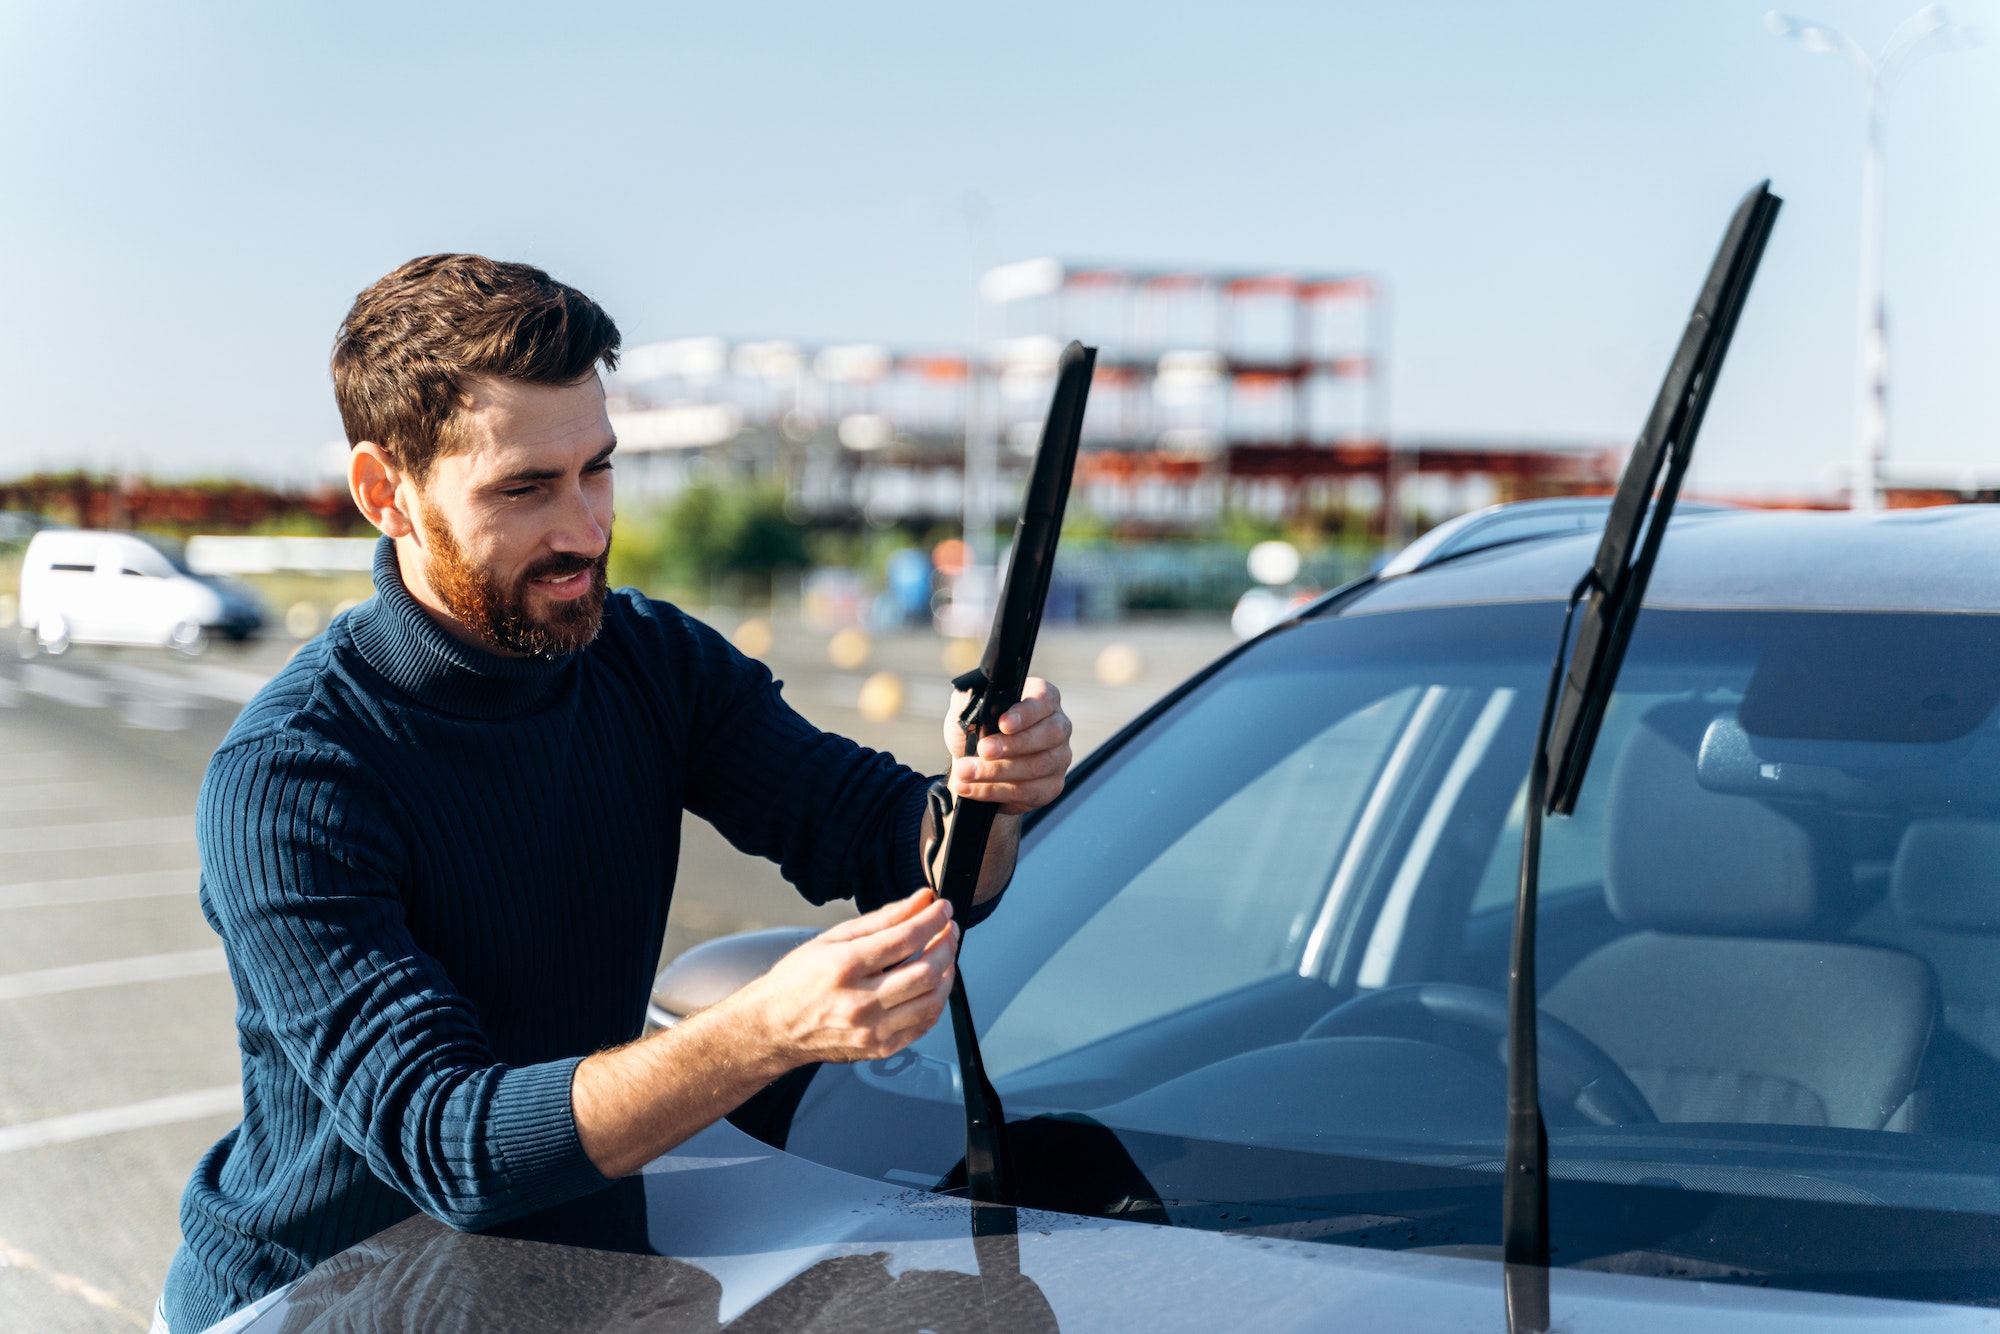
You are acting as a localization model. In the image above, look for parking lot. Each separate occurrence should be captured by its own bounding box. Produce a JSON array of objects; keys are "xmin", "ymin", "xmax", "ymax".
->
[{"xmin": 0, "ymin": 612, "xmax": 1232, "ymax": 1331}]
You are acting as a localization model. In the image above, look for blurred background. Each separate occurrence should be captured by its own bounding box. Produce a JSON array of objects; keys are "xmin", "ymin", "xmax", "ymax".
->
[{"xmin": 0, "ymin": 0, "xmax": 1994, "ymax": 1327}]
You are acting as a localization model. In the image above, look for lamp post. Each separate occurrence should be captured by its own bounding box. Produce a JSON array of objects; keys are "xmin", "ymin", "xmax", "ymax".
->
[{"xmin": 1767, "ymin": 6, "xmax": 1976, "ymax": 512}]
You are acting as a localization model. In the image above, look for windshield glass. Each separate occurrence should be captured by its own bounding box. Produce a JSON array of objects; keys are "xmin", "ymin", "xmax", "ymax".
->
[
  {"xmin": 779, "ymin": 601, "xmax": 2000, "ymax": 1305},
  {"xmin": 134, "ymin": 532, "xmax": 195, "ymax": 575}
]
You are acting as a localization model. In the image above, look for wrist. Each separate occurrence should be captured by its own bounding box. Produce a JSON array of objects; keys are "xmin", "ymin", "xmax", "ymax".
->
[{"xmin": 707, "ymin": 977, "xmax": 804, "ymax": 1084}]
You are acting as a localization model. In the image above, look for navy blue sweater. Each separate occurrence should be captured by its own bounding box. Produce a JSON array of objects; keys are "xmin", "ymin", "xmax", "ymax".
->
[{"xmin": 164, "ymin": 540, "xmax": 934, "ymax": 1330}]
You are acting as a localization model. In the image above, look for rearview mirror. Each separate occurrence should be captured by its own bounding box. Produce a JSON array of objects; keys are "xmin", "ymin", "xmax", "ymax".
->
[{"xmin": 646, "ymin": 926, "xmax": 818, "ymax": 1030}]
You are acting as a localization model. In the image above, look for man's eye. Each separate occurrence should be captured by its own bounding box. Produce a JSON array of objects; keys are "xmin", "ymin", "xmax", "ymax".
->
[
  {"xmin": 501, "ymin": 486, "xmax": 537, "ymax": 499},
  {"xmin": 587, "ymin": 459, "xmax": 615, "ymax": 473}
]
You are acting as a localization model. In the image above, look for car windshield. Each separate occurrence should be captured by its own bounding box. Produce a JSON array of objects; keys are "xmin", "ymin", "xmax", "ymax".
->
[{"xmin": 778, "ymin": 599, "xmax": 2000, "ymax": 1306}]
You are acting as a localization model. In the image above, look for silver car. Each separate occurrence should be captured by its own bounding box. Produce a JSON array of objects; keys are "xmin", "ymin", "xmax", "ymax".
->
[{"xmin": 233, "ymin": 500, "xmax": 2000, "ymax": 1332}]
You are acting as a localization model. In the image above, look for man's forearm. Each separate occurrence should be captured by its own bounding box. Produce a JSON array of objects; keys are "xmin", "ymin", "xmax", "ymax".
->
[
  {"xmin": 570, "ymin": 992, "xmax": 790, "ymax": 1180},
  {"xmin": 974, "ymin": 812, "xmax": 1019, "ymax": 904},
  {"xmin": 571, "ymin": 889, "xmax": 958, "ymax": 1180}
]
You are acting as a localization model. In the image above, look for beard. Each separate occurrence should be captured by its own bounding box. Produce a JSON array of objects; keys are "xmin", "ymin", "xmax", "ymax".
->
[{"xmin": 417, "ymin": 499, "xmax": 610, "ymax": 658}]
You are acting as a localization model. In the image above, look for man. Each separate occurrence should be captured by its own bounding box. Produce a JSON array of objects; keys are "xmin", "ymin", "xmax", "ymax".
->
[{"xmin": 159, "ymin": 255, "xmax": 1073, "ymax": 1333}]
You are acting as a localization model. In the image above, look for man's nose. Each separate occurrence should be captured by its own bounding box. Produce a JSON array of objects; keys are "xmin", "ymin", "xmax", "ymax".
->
[{"xmin": 548, "ymin": 482, "xmax": 609, "ymax": 558}]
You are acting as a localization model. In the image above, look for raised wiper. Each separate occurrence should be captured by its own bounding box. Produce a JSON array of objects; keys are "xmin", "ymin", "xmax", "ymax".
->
[
  {"xmin": 1501, "ymin": 183, "xmax": 1781, "ymax": 1333},
  {"xmin": 933, "ymin": 340, "xmax": 1097, "ymax": 1207}
]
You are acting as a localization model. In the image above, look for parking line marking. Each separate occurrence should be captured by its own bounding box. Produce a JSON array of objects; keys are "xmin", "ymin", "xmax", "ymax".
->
[
  {"xmin": 0, "ymin": 750, "xmax": 72, "ymax": 779},
  {"xmin": 0, "ymin": 1086, "xmax": 240, "ymax": 1156},
  {"xmin": 0, "ymin": 1234, "xmax": 148, "ymax": 1326},
  {"xmin": 20, "ymin": 663, "xmax": 111, "ymax": 709},
  {"xmin": 0, "ymin": 947, "xmax": 227, "ymax": 1001},
  {"xmin": 0, "ymin": 869, "xmax": 199, "ymax": 911},
  {"xmin": 0, "ymin": 815, "xmax": 195, "ymax": 855},
  {"xmin": 0, "ymin": 780, "xmax": 101, "ymax": 812}
]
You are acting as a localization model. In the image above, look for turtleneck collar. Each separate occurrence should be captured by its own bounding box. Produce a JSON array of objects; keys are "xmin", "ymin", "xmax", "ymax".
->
[{"xmin": 346, "ymin": 536, "xmax": 575, "ymax": 720}]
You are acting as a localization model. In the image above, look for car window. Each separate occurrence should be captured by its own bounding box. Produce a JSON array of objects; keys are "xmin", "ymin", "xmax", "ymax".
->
[
  {"xmin": 981, "ymin": 685, "xmax": 1422, "ymax": 1077},
  {"xmin": 119, "ymin": 544, "xmax": 175, "ymax": 578},
  {"xmin": 1464, "ymin": 691, "xmax": 1658, "ymax": 915}
]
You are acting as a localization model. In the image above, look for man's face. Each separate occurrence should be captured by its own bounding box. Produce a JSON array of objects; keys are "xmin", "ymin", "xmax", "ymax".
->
[{"xmin": 409, "ymin": 373, "xmax": 616, "ymax": 657}]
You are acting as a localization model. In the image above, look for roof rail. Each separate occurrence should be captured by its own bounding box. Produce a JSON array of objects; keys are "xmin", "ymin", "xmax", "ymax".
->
[{"xmin": 1378, "ymin": 497, "xmax": 1732, "ymax": 579}]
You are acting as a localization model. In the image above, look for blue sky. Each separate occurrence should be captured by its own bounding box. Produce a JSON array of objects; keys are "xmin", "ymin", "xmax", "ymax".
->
[{"xmin": 0, "ymin": 0, "xmax": 1992, "ymax": 493}]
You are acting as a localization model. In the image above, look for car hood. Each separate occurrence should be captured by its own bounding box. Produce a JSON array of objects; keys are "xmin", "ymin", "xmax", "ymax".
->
[{"xmin": 237, "ymin": 1118, "xmax": 2000, "ymax": 1332}]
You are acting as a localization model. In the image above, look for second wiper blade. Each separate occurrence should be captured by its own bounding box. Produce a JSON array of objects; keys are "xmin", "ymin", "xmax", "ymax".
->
[
  {"xmin": 1501, "ymin": 181, "xmax": 1781, "ymax": 1334},
  {"xmin": 1542, "ymin": 186, "xmax": 1783, "ymax": 815}
]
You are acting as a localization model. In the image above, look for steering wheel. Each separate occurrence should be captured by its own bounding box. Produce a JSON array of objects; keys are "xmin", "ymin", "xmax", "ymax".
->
[{"xmin": 1303, "ymin": 983, "xmax": 1656, "ymax": 1127}]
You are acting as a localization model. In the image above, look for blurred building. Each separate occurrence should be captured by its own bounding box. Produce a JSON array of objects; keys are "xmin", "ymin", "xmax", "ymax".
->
[{"xmin": 605, "ymin": 258, "xmax": 1623, "ymax": 538}]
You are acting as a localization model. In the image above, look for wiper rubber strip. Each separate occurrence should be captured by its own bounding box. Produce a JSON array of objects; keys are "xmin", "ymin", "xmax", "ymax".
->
[
  {"xmin": 933, "ymin": 340, "xmax": 1096, "ymax": 1206},
  {"xmin": 1501, "ymin": 182, "xmax": 1781, "ymax": 1333}
]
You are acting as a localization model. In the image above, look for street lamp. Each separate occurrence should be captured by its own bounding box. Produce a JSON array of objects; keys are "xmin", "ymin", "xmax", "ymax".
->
[{"xmin": 1767, "ymin": 6, "xmax": 1976, "ymax": 512}]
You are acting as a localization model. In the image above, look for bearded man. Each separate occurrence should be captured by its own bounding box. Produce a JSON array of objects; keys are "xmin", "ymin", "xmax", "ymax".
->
[{"xmin": 159, "ymin": 256, "xmax": 1073, "ymax": 1333}]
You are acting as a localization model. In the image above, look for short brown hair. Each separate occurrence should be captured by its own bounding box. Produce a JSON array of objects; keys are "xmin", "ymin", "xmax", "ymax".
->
[{"xmin": 332, "ymin": 254, "xmax": 621, "ymax": 481}]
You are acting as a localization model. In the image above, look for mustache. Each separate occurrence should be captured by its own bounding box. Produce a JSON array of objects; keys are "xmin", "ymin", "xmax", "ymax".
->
[{"xmin": 521, "ymin": 550, "xmax": 606, "ymax": 583}]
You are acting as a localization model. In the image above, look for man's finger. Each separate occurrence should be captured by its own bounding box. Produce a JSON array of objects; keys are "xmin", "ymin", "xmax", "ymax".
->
[
  {"xmin": 976, "ymin": 711, "xmax": 1072, "ymax": 759},
  {"xmin": 845, "ymin": 899, "xmax": 953, "ymax": 971},
  {"xmin": 872, "ymin": 936, "xmax": 956, "ymax": 1008},
  {"xmin": 877, "ymin": 970, "xmax": 955, "ymax": 1039},
  {"xmin": 953, "ymin": 778, "xmax": 1065, "ymax": 813},
  {"xmin": 998, "ymin": 680, "xmax": 1061, "ymax": 734},
  {"xmin": 954, "ymin": 745, "xmax": 1069, "ymax": 787},
  {"xmin": 818, "ymin": 888, "xmax": 934, "ymax": 944}
]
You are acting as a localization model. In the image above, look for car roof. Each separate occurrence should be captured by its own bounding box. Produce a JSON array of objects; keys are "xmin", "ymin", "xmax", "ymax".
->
[
  {"xmin": 27, "ymin": 529, "xmax": 166, "ymax": 559},
  {"xmin": 1346, "ymin": 503, "xmax": 2000, "ymax": 618},
  {"xmin": 24, "ymin": 529, "xmax": 107, "ymax": 560}
]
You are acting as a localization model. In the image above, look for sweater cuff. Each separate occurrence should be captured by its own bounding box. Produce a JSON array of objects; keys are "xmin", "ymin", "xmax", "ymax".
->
[
  {"xmin": 891, "ymin": 775, "xmax": 933, "ymax": 905},
  {"xmin": 489, "ymin": 1057, "xmax": 614, "ymax": 1198}
]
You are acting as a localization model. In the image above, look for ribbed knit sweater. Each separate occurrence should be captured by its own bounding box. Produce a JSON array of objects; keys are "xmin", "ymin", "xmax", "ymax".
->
[{"xmin": 163, "ymin": 539, "xmax": 934, "ymax": 1331}]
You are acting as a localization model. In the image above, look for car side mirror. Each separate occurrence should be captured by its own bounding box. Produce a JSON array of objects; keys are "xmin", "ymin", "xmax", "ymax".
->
[{"xmin": 646, "ymin": 926, "xmax": 818, "ymax": 1029}]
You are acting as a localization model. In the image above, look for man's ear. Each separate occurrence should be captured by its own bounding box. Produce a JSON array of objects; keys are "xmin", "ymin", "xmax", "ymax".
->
[{"xmin": 349, "ymin": 442, "xmax": 417, "ymax": 539}]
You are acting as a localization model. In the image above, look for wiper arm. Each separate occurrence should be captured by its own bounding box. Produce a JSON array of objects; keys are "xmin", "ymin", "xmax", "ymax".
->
[
  {"xmin": 1501, "ymin": 183, "xmax": 1781, "ymax": 1332},
  {"xmin": 933, "ymin": 340, "xmax": 1097, "ymax": 1206}
]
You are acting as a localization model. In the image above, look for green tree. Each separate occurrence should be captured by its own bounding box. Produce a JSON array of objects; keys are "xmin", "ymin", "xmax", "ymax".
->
[{"xmin": 609, "ymin": 482, "xmax": 808, "ymax": 602}]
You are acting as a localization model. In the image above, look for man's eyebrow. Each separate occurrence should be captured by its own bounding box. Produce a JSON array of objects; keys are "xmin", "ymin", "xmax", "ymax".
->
[{"xmin": 490, "ymin": 438, "xmax": 617, "ymax": 485}]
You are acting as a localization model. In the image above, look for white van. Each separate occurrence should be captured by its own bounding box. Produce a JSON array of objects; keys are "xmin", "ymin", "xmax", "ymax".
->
[{"xmin": 17, "ymin": 530, "xmax": 266, "ymax": 655}]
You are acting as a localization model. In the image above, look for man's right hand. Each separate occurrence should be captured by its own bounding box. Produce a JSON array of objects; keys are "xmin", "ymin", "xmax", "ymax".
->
[
  {"xmin": 735, "ymin": 888, "xmax": 959, "ymax": 1066},
  {"xmin": 571, "ymin": 888, "xmax": 959, "ymax": 1179}
]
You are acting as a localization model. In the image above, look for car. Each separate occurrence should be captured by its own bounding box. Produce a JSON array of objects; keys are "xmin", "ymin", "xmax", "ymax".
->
[
  {"xmin": 17, "ymin": 529, "xmax": 265, "ymax": 655},
  {"xmin": 224, "ymin": 499, "xmax": 2000, "ymax": 1332}
]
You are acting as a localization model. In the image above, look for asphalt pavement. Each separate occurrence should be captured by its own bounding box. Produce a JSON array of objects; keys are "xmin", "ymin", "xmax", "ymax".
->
[{"xmin": 0, "ymin": 611, "xmax": 1234, "ymax": 1331}]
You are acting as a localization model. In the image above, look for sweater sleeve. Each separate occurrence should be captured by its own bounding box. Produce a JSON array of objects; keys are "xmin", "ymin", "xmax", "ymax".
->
[
  {"xmin": 672, "ymin": 614, "xmax": 931, "ymax": 912},
  {"xmin": 198, "ymin": 737, "xmax": 610, "ymax": 1231}
]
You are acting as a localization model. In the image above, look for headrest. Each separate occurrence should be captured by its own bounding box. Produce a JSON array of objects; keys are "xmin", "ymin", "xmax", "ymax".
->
[
  {"xmin": 1893, "ymin": 821, "xmax": 2000, "ymax": 933},
  {"xmin": 1604, "ymin": 705, "xmax": 1820, "ymax": 933}
]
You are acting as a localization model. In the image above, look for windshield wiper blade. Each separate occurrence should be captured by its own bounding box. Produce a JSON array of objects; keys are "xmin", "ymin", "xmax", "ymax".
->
[
  {"xmin": 1501, "ymin": 183, "xmax": 1781, "ymax": 1332},
  {"xmin": 934, "ymin": 340, "xmax": 1096, "ymax": 1206}
]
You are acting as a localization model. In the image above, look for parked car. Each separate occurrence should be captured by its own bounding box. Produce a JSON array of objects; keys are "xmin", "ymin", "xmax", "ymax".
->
[
  {"xmin": 17, "ymin": 529, "xmax": 264, "ymax": 655},
  {"xmin": 229, "ymin": 500, "xmax": 2000, "ymax": 1331}
]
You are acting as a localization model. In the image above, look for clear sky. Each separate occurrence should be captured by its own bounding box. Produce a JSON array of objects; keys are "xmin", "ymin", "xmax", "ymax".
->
[{"xmin": 1, "ymin": 0, "xmax": 1993, "ymax": 494}]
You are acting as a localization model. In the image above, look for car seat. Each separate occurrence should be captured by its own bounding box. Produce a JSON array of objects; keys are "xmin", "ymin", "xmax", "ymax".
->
[
  {"xmin": 1854, "ymin": 821, "xmax": 2000, "ymax": 1064},
  {"xmin": 1540, "ymin": 705, "xmax": 1936, "ymax": 1130}
]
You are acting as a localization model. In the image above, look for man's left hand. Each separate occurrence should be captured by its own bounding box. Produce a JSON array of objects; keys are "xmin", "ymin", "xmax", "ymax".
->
[{"xmin": 943, "ymin": 677, "xmax": 1073, "ymax": 815}]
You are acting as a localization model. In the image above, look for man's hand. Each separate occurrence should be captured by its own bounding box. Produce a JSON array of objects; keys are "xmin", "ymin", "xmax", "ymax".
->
[
  {"xmin": 943, "ymin": 676, "xmax": 1073, "ymax": 815},
  {"xmin": 571, "ymin": 890, "xmax": 958, "ymax": 1178},
  {"xmin": 736, "ymin": 889, "xmax": 958, "ymax": 1065},
  {"xmin": 924, "ymin": 676, "xmax": 1073, "ymax": 906}
]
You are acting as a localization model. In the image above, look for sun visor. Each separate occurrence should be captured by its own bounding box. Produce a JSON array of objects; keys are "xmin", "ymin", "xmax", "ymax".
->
[{"xmin": 1737, "ymin": 615, "xmax": 2000, "ymax": 745}]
